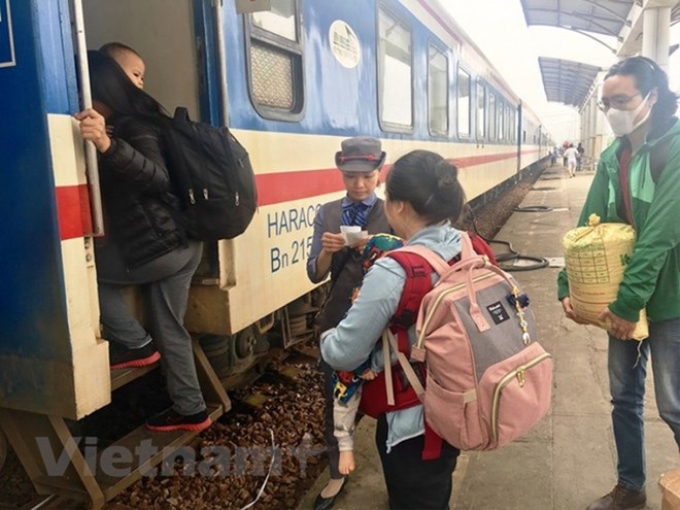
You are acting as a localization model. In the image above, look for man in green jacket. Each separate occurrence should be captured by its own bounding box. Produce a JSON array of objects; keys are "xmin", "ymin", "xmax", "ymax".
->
[{"xmin": 558, "ymin": 56, "xmax": 680, "ymax": 510}]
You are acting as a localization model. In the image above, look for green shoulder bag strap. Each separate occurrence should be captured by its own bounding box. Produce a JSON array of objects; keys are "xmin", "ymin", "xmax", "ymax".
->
[
  {"xmin": 621, "ymin": 138, "xmax": 671, "ymax": 227},
  {"xmin": 650, "ymin": 137, "xmax": 672, "ymax": 184}
]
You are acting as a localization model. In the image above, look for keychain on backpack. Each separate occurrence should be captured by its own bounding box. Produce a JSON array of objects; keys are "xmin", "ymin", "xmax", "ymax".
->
[{"xmin": 510, "ymin": 286, "xmax": 532, "ymax": 345}]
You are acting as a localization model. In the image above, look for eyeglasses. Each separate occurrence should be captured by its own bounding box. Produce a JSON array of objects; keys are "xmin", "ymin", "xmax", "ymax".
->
[{"xmin": 598, "ymin": 93, "xmax": 641, "ymax": 112}]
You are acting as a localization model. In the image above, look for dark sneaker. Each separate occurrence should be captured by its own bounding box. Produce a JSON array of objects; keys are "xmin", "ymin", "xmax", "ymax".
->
[
  {"xmin": 586, "ymin": 484, "xmax": 646, "ymax": 510},
  {"xmin": 109, "ymin": 341, "xmax": 160, "ymax": 370},
  {"xmin": 146, "ymin": 409, "xmax": 212, "ymax": 432}
]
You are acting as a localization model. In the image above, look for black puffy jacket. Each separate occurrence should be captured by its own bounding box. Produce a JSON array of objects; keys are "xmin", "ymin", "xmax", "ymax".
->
[{"xmin": 98, "ymin": 116, "xmax": 185, "ymax": 269}]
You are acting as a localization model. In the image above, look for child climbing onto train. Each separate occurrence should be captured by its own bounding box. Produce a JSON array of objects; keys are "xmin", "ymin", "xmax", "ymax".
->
[
  {"xmin": 331, "ymin": 233, "xmax": 403, "ymax": 475},
  {"xmin": 76, "ymin": 50, "xmax": 210, "ymax": 432}
]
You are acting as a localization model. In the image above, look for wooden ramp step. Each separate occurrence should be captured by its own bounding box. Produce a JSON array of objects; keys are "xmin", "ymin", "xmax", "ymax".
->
[
  {"xmin": 110, "ymin": 363, "xmax": 159, "ymax": 392},
  {"xmin": 18, "ymin": 405, "xmax": 222, "ymax": 508},
  {"xmin": 94, "ymin": 405, "xmax": 223, "ymax": 501}
]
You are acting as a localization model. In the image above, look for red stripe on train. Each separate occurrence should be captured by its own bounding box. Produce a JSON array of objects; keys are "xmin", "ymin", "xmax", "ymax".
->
[
  {"xmin": 449, "ymin": 149, "xmax": 535, "ymax": 168},
  {"xmin": 256, "ymin": 149, "xmax": 538, "ymax": 206},
  {"xmin": 256, "ymin": 164, "xmax": 390, "ymax": 206},
  {"xmin": 256, "ymin": 168, "xmax": 343, "ymax": 206},
  {"xmin": 55, "ymin": 149, "xmax": 542, "ymax": 235},
  {"xmin": 55, "ymin": 184, "xmax": 92, "ymax": 240}
]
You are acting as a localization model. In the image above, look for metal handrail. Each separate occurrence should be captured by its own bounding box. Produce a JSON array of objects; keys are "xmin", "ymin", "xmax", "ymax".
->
[{"xmin": 73, "ymin": 0, "xmax": 105, "ymax": 236}]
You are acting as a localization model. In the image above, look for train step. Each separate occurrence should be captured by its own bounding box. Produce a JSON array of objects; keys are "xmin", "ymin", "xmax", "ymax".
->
[
  {"xmin": 92, "ymin": 404, "xmax": 223, "ymax": 502},
  {"xmin": 110, "ymin": 363, "xmax": 160, "ymax": 392},
  {"xmin": 2, "ymin": 405, "xmax": 223, "ymax": 510},
  {"xmin": 0, "ymin": 339, "xmax": 230, "ymax": 510}
]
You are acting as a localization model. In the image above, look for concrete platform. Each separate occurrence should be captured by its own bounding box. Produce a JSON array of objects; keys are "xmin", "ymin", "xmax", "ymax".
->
[{"xmin": 298, "ymin": 164, "xmax": 678, "ymax": 510}]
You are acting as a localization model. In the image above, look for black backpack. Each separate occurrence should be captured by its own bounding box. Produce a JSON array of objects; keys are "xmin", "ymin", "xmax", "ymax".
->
[{"xmin": 162, "ymin": 107, "xmax": 257, "ymax": 241}]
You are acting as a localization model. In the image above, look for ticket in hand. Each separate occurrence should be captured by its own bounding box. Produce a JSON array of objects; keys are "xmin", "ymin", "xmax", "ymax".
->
[{"xmin": 340, "ymin": 225, "xmax": 369, "ymax": 246}]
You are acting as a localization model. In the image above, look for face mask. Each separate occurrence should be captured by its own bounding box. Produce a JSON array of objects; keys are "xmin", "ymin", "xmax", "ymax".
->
[{"xmin": 606, "ymin": 92, "xmax": 652, "ymax": 137}]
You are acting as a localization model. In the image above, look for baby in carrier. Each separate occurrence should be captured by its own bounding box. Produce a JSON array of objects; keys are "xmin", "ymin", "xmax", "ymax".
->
[{"xmin": 330, "ymin": 233, "xmax": 403, "ymax": 475}]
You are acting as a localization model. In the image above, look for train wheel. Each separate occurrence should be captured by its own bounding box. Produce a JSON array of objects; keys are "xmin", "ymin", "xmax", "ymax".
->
[{"xmin": 0, "ymin": 430, "xmax": 7, "ymax": 472}]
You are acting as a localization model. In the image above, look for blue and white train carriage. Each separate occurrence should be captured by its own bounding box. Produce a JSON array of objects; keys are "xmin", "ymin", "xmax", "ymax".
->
[{"xmin": 0, "ymin": 0, "xmax": 547, "ymax": 506}]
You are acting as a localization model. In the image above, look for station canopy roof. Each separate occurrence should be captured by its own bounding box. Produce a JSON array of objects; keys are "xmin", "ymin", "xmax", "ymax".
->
[
  {"xmin": 519, "ymin": 0, "xmax": 634, "ymax": 37},
  {"xmin": 538, "ymin": 57, "xmax": 601, "ymax": 108}
]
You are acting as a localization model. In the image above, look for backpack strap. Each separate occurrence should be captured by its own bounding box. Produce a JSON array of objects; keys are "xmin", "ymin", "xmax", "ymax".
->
[
  {"xmin": 383, "ymin": 313, "xmax": 444, "ymax": 460},
  {"xmin": 386, "ymin": 251, "xmax": 435, "ymax": 354},
  {"xmin": 458, "ymin": 231, "xmax": 477, "ymax": 261},
  {"xmin": 650, "ymin": 137, "xmax": 672, "ymax": 184},
  {"xmin": 388, "ymin": 241, "xmax": 479, "ymax": 351},
  {"xmin": 397, "ymin": 232, "xmax": 476, "ymax": 275},
  {"xmin": 381, "ymin": 329, "xmax": 425, "ymax": 406},
  {"xmin": 469, "ymin": 232, "xmax": 498, "ymax": 266},
  {"xmin": 382, "ymin": 249, "xmax": 454, "ymax": 460},
  {"xmin": 423, "ymin": 422, "xmax": 444, "ymax": 460}
]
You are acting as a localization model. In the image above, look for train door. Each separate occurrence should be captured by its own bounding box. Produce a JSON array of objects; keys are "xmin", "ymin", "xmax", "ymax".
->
[
  {"xmin": 82, "ymin": 0, "xmax": 202, "ymax": 120},
  {"xmin": 82, "ymin": 0, "xmax": 230, "ymax": 286},
  {"xmin": 78, "ymin": 0, "xmax": 233, "ymax": 391}
]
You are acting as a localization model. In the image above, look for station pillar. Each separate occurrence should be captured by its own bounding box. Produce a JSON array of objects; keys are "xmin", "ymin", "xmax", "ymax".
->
[{"xmin": 642, "ymin": 2, "xmax": 672, "ymax": 71}]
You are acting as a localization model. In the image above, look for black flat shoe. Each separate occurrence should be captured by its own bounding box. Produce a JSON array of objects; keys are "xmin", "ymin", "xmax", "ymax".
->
[{"xmin": 313, "ymin": 478, "xmax": 346, "ymax": 510}]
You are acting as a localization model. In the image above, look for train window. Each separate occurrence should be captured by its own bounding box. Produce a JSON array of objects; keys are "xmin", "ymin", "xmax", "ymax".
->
[
  {"xmin": 252, "ymin": 2, "xmax": 296, "ymax": 41},
  {"xmin": 428, "ymin": 45, "xmax": 448, "ymax": 136},
  {"xmin": 488, "ymin": 93, "xmax": 497, "ymax": 141},
  {"xmin": 457, "ymin": 67, "xmax": 470, "ymax": 137},
  {"xmin": 246, "ymin": 0, "xmax": 304, "ymax": 120},
  {"xmin": 378, "ymin": 8, "xmax": 413, "ymax": 130},
  {"xmin": 476, "ymin": 82, "xmax": 486, "ymax": 139},
  {"xmin": 510, "ymin": 109, "xmax": 516, "ymax": 142},
  {"xmin": 505, "ymin": 107, "xmax": 510, "ymax": 142},
  {"xmin": 498, "ymin": 102, "xmax": 505, "ymax": 141},
  {"xmin": 504, "ymin": 106, "xmax": 510, "ymax": 141}
]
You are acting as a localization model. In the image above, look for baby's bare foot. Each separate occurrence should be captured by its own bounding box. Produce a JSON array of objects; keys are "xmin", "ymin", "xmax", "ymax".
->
[{"xmin": 338, "ymin": 450, "xmax": 355, "ymax": 475}]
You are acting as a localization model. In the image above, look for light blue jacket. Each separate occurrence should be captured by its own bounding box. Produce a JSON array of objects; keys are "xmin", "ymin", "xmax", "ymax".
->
[{"xmin": 320, "ymin": 224, "xmax": 462, "ymax": 451}]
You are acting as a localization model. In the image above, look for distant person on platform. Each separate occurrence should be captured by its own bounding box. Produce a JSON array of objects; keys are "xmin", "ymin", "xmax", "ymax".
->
[
  {"xmin": 576, "ymin": 142, "xmax": 585, "ymax": 171},
  {"xmin": 558, "ymin": 56, "xmax": 680, "ymax": 510},
  {"xmin": 564, "ymin": 143, "xmax": 578, "ymax": 177}
]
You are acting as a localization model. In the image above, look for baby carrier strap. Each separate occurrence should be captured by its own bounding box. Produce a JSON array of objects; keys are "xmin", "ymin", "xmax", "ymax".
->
[
  {"xmin": 358, "ymin": 250, "xmax": 434, "ymax": 419},
  {"xmin": 388, "ymin": 250, "xmax": 435, "ymax": 354},
  {"xmin": 380, "ymin": 329, "xmax": 443, "ymax": 460}
]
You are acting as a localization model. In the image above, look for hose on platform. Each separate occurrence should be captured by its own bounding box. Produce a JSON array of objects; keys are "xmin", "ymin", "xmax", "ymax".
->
[
  {"xmin": 513, "ymin": 205, "xmax": 553, "ymax": 213},
  {"xmin": 469, "ymin": 209, "xmax": 549, "ymax": 272}
]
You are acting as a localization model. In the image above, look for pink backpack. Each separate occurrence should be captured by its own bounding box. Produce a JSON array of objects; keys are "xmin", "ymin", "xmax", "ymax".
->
[{"xmin": 380, "ymin": 234, "xmax": 553, "ymax": 451}]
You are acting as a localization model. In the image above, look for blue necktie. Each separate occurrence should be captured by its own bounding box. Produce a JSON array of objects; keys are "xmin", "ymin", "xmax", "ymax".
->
[{"xmin": 342, "ymin": 202, "xmax": 370, "ymax": 227}]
